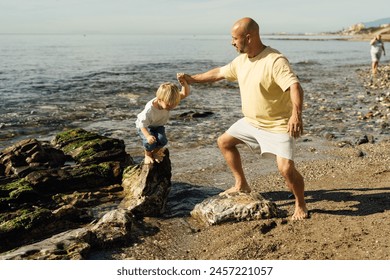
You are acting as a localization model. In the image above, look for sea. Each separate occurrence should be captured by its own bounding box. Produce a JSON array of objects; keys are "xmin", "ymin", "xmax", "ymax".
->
[{"xmin": 0, "ymin": 34, "xmax": 386, "ymax": 153}]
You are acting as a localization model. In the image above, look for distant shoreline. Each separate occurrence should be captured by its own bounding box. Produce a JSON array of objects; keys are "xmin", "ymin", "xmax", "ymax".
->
[
  {"xmin": 265, "ymin": 25, "xmax": 390, "ymax": 42},
  {"xmin": 264, "ymin": 33, "xmax": 390, "ymax": 42}
]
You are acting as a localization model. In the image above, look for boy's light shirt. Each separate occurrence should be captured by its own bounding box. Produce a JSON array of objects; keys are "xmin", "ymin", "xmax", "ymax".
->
[{"xmin": 135, "ymin": 98, "xmax": 170, "ymax": 128}]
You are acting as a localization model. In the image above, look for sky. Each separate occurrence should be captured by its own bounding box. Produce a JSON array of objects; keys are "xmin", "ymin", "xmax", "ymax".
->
[{"xmin": 0, "ymin": 0, "xmax": 389, "ymax": 35}]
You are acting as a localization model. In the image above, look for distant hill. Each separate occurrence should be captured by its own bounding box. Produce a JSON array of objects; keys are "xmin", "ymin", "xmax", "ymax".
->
[
  {"xmin": 335, "ymin": 18, "xmax": 390, "ymax": 41},
  {"xmin": 339, "ymin": 18, "xmax": 390, "ymax": 38},
  {"xmin": 362, "ymin": 18, "xmax": 390, "ymax": 28}
]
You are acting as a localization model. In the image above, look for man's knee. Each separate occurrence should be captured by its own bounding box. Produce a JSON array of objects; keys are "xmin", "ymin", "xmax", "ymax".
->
[
  {"xmin": 218, "ymin": 133, "xmax": 243, "ymax": 150},
  {"xmin": 277, "ymin": 159, "xmax": 295, "ymax": 179},
  {"xmin": 217, "ymin": 134, "xmax": 227, "ymax": 149},
  {"xmin": 217, "ymin": 134, "xmax": 235, "ymax": 150}
]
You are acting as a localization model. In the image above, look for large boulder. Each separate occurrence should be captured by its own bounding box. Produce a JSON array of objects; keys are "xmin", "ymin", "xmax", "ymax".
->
[{"xmin": 190, "ymin": 192, "xmax": 282, "ymax": 225}]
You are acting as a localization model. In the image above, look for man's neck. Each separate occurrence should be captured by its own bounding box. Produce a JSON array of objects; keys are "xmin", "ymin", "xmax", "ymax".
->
[{"xmin": 247, "ymin": 44, "xmax": 266, "ymax": 58}]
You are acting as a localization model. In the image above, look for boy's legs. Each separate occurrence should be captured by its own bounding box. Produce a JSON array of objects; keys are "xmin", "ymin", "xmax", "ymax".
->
[
  {"xmin": 154, "ymin": 126, "xmax": 168, "ymax": 147},
  {"xmin": 139, "ymin": 126, "xmax": 167, "ymax": 164},
  {"xmin": 152, "ymin": 126, "xmax": 168, "ymax": 163},
  {"xmin": 144, "ymin": 147, "xmax": 165, "ymax": 164},
  {"xmin": 138, "ymin": 128, "xmax": 157, "ymax": 164}
]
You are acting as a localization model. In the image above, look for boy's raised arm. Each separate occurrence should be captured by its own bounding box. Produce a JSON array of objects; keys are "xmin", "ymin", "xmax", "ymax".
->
[{"xmin": 177, "ymin": 73, "xmax": 190, "ymax": 100}]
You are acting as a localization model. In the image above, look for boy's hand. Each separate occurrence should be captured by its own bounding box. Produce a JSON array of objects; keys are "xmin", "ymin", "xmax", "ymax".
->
[
  {"xmin": 177, "ymin": 73, "xmax": 187, "ymax": 86},
  {"xmin": 147, "ymin": 135, "xmax": 156, "ymax": 144}
]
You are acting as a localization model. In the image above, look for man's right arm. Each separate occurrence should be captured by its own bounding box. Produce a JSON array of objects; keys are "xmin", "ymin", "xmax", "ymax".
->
[{"xmin": 184, "ymin": 67, "xmax": 225, "ymax": 84}]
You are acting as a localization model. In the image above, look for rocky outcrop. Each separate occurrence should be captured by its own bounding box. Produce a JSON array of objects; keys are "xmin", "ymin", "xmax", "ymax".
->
[
  {"xmin": 0, "ymin": 128, "xmax": 283, "ymax": 260},
  {"xmin": 0, "ymin": 128, "xmax": 176, "ymax": 259},
  {"xmin": 0, "ymin": 209, "xmax": 133, "ymax": 260},
  {"xmin": 0, "ymin": 129, "xmax": 130, "ymax": 254}
]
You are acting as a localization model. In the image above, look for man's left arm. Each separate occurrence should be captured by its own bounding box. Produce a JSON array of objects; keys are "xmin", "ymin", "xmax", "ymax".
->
[{"xmin": 288, "ymin": 82, "xmax": 304, "ymax": 138}]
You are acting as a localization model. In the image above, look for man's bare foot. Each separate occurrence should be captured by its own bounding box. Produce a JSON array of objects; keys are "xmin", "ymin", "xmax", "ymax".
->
[
  {"xmin": 219, "ymin": 185, "xmax": 251, "ymax": 196},
  {"xmin": 291, "ymin": 206, "xmax": 309, "ymax": 220},
  {"xmin": 153, "ymin": 147, "xmax": 166, "ymax": 163}
]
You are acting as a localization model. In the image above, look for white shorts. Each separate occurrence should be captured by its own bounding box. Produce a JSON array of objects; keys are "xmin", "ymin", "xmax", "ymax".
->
[{"xmin": 226, "ymin": 118, "xmax": 295, "ymax": 160}]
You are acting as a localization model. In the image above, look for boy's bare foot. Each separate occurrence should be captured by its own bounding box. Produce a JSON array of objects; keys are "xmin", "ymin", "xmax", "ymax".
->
[
  {"xmin": 144, "ymin": 155, "xmax": 154, "ymax": 164},
  {"xmin": 219, "ymin": 185, "xmax": 251, "ymax": 196},
  {"xmin": 153, "ymin": 147, "xmax": 166, "ymax": 163},
  {"xmin": 143, "ymin": 149, "xmax": 155, "ymax": 164}
]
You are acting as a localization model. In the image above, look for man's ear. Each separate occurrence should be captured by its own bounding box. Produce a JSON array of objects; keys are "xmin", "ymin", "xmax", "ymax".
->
[{"xmin": 246, "ymin": 33, "xmax": 251, "ymax": 43}]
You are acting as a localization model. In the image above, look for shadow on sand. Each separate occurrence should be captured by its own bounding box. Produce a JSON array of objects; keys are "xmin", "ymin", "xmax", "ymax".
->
[
  {"xmin": 164, "ymin": 181, "xmax": 222, "ymax": 218},
  {"xmin": 263, "ymin": 187, "xmax": 390, "ymax": 216}
]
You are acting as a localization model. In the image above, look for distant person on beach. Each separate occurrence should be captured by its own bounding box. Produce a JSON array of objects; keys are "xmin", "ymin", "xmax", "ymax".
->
[
  {"xmin": 182, "ymin": 17, "xmax": 308, "ymax": 220},
  {"xmin": 370, "ymin": 34, "xmax": 386, "ymax": 75},
  {"xmin": 135, "ymin": 73, "xmax": 190, "ymax": 164}
]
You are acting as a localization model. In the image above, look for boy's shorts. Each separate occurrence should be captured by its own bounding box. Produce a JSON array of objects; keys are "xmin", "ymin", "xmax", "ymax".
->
[
  {"xmin": 226, "ymin": 118, "xmax": 295, "ymax": 160},
  {"xmin": 137, "ymin": 126, "xmax": 167, "ymax": 152}
]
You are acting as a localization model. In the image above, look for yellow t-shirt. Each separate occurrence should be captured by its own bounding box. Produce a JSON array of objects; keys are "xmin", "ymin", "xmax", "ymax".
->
[{"xmin": 220, "ymin": 47, "xmax": 299, "ymax": 132}]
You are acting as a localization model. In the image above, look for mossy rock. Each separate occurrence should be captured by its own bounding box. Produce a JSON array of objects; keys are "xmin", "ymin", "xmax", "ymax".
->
[
  {"xmin": 51, "ymin": 128, "xmax": 128, "ymax": 164},
  {"xmin": 0, "ymin": 207, "xmax": 53, "ymax": 252},
  {"xmin": 51, "ymin": 128, "xmax": 100, "ymax": 149},
  {"xmin": 0, "ymin": 179, "xmax": 40, "ymax": 210},
  {"xmin": 0, "ymin": 208, "xmax": 52, "ymax": 233}
]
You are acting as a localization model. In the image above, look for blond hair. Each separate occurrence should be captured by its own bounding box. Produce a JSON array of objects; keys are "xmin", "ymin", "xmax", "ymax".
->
[{"xmin": 156, "ymin": 82, "xmax": 181, "ymax": 107}]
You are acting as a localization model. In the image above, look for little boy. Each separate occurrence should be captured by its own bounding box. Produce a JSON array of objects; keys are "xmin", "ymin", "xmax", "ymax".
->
[{"xmin": 135, "ymin": 73, "xmax": 190, "ymax": 164}]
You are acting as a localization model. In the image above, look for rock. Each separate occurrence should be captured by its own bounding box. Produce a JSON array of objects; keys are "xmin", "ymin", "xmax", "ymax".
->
[
  {"xmin": 0, "ymin": 128, "xmax": 175, "ymax": 259},
  {"xmin": 176, "ymin": 111, "xmax": 214, "ymax": 120},
  {"xmin": 51, "ymin": 128, "xmax": 132, "ymax": 165},
  {"xmin": 0, "ymin": 174, "xmax": 107, "ymax": 253},
  {"xmin": 0, "ymin": 207, "xmax": 54, "ymax": 253},
  {"xmin": 323, "ymin": 132, "xmax": 336, "ymax": 141},
  {"xmin": 0, "ymin": 138, "xmax": 67, "ymax": 177},
  {"xmin": 0, "ymin": 209, "xmax": 133, "ymax": 260},
  {"xmin": 120, "ymin": 149, "xmax": 172, "ymax": 217},
  {"xmin": 0, "ymin": 227, "xmax": 91, "ymax": 260},
  {"xmin": 190, "ymin": 192, "xmax": 282, "ymax": 225},
  {"xmin": 0, "ymin": 128, "xmax": 137, "ymax": 257},
  {"xmin": 90, "ymin": 209, "xmax": 133, "ymax": 247},
  {"xmin": 25, "ymin": 161, "xmax": 123, "ymax": 193}
]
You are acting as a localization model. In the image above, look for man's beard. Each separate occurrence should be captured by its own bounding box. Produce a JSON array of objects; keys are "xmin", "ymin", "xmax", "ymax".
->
[{"xmin": 236, "ymin": 40, "xmax": 246, "ymax": 54}]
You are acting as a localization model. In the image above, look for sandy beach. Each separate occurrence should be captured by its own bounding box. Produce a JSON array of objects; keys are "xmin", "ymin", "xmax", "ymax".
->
[
  {"xmin": 90, "ymin": 65, "xmax": 390, "ymax": 260},
  {"xmin": 89, "ymin": 134, "xmax": 390, "ymax": 260}
]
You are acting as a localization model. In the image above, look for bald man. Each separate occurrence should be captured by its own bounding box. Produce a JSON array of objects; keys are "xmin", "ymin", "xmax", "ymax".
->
[{"xmin": 184, "ymin": 17, "xmax": 308, "ymax": 220}]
